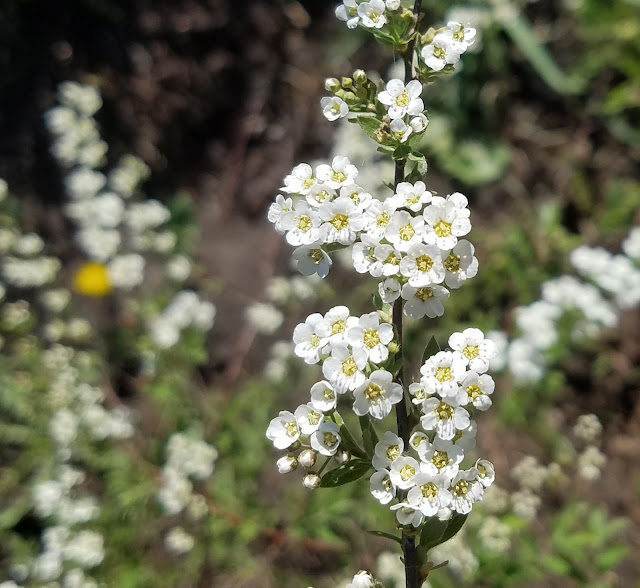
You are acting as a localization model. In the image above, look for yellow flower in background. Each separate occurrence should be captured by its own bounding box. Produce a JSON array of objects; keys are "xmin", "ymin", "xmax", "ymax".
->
[{"xmin": 73, "ymin": 262, "xmax": 112, "ymax": 297}]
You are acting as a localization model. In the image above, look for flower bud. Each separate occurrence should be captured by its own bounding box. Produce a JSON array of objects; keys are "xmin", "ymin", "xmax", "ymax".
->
[
  {"xmin": 298, "ymin": 449, "xmax": 317, "ymax": 468},
  {"xmin": 341, "ymin": 76, "xmax": 353, "ymax": 89},
  {"xmin": 343, "ymin": 91, "xmax": 357, "ymax": 105},
  {"xmin": 302, "ymin": 473, "xmax": 321, "ymax": 489},
  {"xmin": 387, "ymin": 341, "xmax": 399, "ymax": 354},
  {"xmin": 334, "ymin": 449, "xmax": 351, "ymax": 465},
  {"xmin": 325, "ymin": 77, "xmax": 341, "ymax": 93},
  {"xmin": 353, "ymin": 69, "xmax": 367, "ymax": 85},
  {"xmin": 277, "ymin": 455, "xmax": 298, "ymax": 474}
]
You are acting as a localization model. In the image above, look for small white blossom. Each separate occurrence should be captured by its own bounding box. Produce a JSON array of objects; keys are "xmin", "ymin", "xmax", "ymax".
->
[
  {"xmin": 295, "ymin": 403, "xmax": 325, "ymax": 435},
  {"xmin": 363, "ymin": 199, "xmax": 397, "ymax": 240},
  {"xmin": 282, "ymin": 201, "xmax": 321, "ymax": 246},
  {"xmin": 420, "ymin": 350, "xmax": 467, "ymax": 397},
  {"xmin": 266, "ymin": 411, "xmax": 300, "ymax": 449},
  {"xmin": 423, "ymin": 194, "xmax": 471, "ymax": 250},
  {"xmin": 310, "ymin": 421, "xmax": 341, "ymax": 456},
  {"xmin": 353, "ymin": 370, "xmax": 403, "ymax": 419},
  {"xmin": 293, "ymin": 313, "xmax": 330, "ymax": 364},
  {"xmin": 372, "ymin": 431, "xmax": 404, "ymax": 470},
  {"xmin": 441, "ymin": 21, "xmax": 477, "ymax": 53},
  {"xmin": 293, "ymin": 242, "xmax": 333, "ymax": 278},
  {"xmin": 449, "ymin": 469, "xmax": 484, "ymax": 514},
  {"xmin": 421, "ymin": 396, "xmax": 470, "ymax": 440},
  {"xmin": 378, "ymin": 277, "xmax": 402, "ymax": 303},
  {"xmin": 418, "ymin": 437, "xmax": 464, "ymax": 477},
  {"xmin": 449, "ymin": 328, "xmax": 497, "ymax": 373},
  {"xmin": 357, "ymin": 0, "xmax": 387, "ymax": 29},
  {"xmin": 399, "ymin": 243, "xmax": 445, "ymax": 287},
  {"xmin": 386, "ymin": 210, "xmax": 424, "ymax": 252},
  {"xmin": 316, "ymin": 156, "xmax": 359, "ymax": 189},
  {"xmin": 377, "ymin": 79, "xmax": 424, "ymax": 120},
  {"xmin": 407, "ymin": 472, "xmax": 452, "ymax": 516},
  {"xmin": 321, "ymin": 305, "xmax": 358, "ymax": 343},
  {"xmin": 335, "ymin": 0, "xmax": 360, "ymax": 29},
  {"xmin": 282, "ymin": 163, "xmax": 315, "ymax": 195},
  {"xmin": 346, "ymin": 312, "xmax": 394, "ymax": 363},
  {"xmin": 442, "ymin": 239, "xmax": 478, "ymax": 289},
  {"xmin": 456, "ymin": 371, "xmax": 494, "ymax": 410},
  {"xmin": 268, "ymin": 194, "xmax": 294, "ymax": 234},
  {"xmin": 389, "ymin": 455, "xmax": 420, "ymax": 489},
  {"xmin": 421, "ymin": 34, "xmax": 461, "ymax": 72},
  {"xmin": 370, "ymin": 469, "xmax": 396, "ymax": 504},
  {"xmin": 318, "ymin": 196, "xmax": 365, "ymax": 245},
  {"xmin": 475, "ymin": 459, "xmax": 495, "ymax": 488},
  {"xmin": 321, "ymin": 96, "xmax": 349, "ymax": 121},
  {"xmin": 401, "ymin": 283, "xmax": 450, "ymax": 318},
  {"xmin": 309, "ymin": 380, "xmax": 338, "ymax": 412},
  {"xmin": 390, "ymin": 502, "xmax": 424, "ymax": 527},
  {"xmin": 392, "ymin": 181, "xmax": 432, "ymax": 212},
  {"xmin": 322, "ymin": 343, "xmax": 367, "ymax": 394}
]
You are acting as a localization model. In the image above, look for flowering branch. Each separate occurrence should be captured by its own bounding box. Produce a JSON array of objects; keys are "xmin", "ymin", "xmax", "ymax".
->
[{"xmin": 266, "ymin": 3, "xmax": 495, "ymax": 587}]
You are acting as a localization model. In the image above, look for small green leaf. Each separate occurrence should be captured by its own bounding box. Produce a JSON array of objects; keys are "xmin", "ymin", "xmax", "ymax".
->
[
  {"xmin": 357, "ymin": 116, "xmax": 383, "ymax": 141},
  {"xmin": 393, "ymin": 144, "xmax": 411, "ymax": 160},
  {"xmin": 367, "ymin": 529, "xmax": 403, "ymax": 545},
  {"xmin": 372, "ymin": 293, "xmax": 384, "ymax": 310},
  {"xmin": 438, "ymin": 512, "xmax": 468, "ymax": 545},
  {"xmin": 421, "ymin": 335, "xmax": 440, "ymax": 365},
  {"xmin": 338, "ymin": 424, "xmax": 368, "ymax": 460},
  {"xmin": 320, "ymin": 459, "xmax": 372, "ymax": 488},
  {"xmin": 418, "ymin": 517, "xmax": 448, "ymax": 554},
  {"xmin": 408, "ymin": 151, "xmax": 424, "ymax": 162}
]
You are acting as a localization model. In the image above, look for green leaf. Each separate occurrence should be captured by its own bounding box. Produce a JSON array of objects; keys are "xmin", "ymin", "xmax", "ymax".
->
[
  {"xmin": 338, "ymin": 424, "xmax": 368, "ymax": 460},
  {"xmin": 542, "ymin": 555, "xmax": 572, "ymax": 576},
  {"xmin": 418, "ymin": 517, "xmax": 448, "ymax": 554},
  {"xmin": 421, "ymin": 335, "xmax": 440, "ymax": 365},
  {"xmin": 372, "ymin": 293, "xmax": 384, "ymax": 311},
  {"xmin": 408, "ymin": 151, "xmax": 424, "ymax": 162},
  {"xmin": 356, "ymin": 116, "xmax": 383, "ymax": 141},
  {"xmin": 359, "ymin": 415, "xmax": 379, "ymax": 457},
  {"xmin": 393, "ymin": 144, "xmax": 411, "ymax": 160},
  {"xmin": 595, "ymin": 545, "xmax": 629, "ymax": 571},
  {"xmin": 320, "ymin": 459, "xmax": 372, "ymax": 488},
  {"xmin": 367, "ymin": 529, "xmax": 403, "ymax": 545},
  {"xmin": 438, "ymin": 512, "xmax": 468, "ymax": 545}
]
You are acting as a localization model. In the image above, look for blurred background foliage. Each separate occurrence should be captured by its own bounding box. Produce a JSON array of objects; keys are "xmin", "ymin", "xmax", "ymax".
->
[{"xmin": 0, "ymin": 0, "xmax": 639, "ymax": 587}]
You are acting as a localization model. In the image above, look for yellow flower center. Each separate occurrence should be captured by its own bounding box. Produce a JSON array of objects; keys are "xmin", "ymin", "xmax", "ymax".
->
[
  {"xmin": 382, "ymin": 477, "xmax": 393, "ymax": 491},
  {"xmin": 416, "ymin": 254, "xmax": 433, "ymax": 273},
  {"xmin": 436, "ymin": 401, "xmax": 454, "ymax": 419},
  {"xmin": 310, "ymin": 334, "xmax": 321, "ymax": 348},
  {"xmin": 434, "ymin": 219, "xmax": 452, "ymax": 237},
  {"xmin": 386, "ymin": 444, "xmax": 400, "ymax": 461},
  {"xmin": 370, "ymin": 11, "xmax": 380, "ymax": 22},
  {"xmin": 453, "ymin": 27, "xmax": 465, "ymax": 41},
  {"xmin": 433, "ymin": 46, "xmax": 446, "ymax": 60},
  {"xmin": 323, "ymin": 432, "xmax": 338, "ymax": 447},
  {"xmin": 435, "ymin": 366, "xmax": 452, "ymax": 383},
  {"xmin": 324, "ymin": 387, "xmax": 335, "ymax": 400},
  {"xmin": 376, "ymin": 211, "xmax": 391, "ymax": 227},
  {"xmin": 415, "ymin": 287, "xmax": 433, "ymax": 301},
  {"xmin": 400, "ymin": 464, "xmax": 416, "ymax": 481},
  {"xmin": 463, "ymin": 344, "xmax": 479, "ymax": 359},
  {"xmin": 395, "ymin": 90, "xmax": 409, "ymax": 107},
  {"xmin": 310, "ymin": 248, "xmax": 324, "ymax": 264},
  {"xmin": 331, "ymin": 319, "xmax": 346, "ymax": 335},
  {"xmin": 303, "ymin": 177, "xmax": 315, "ymax": 189},
  {"xmin": 315, "ymin": 190, "xmax": 329, "ymax": 203},
  {"xmin": 384, "ymin": 252, "xmax": 400, "ymax": 266},
  {"xmin": 285, "ymin": 421, "xmax": 298, "ymax": 437},
  {"xmin": 363, "ymin": 328, "xmax": 381, "ymax": 348},
  {"xmin": 399, "ymin": 223, "xmax": 415, "ymax": 241},
  {"xmin": 444, "ymin": 253, "xmax": 461, "ymax": 272},
  {"xmin": 466, "ymin": 384, "xmax": 482, "ymax": 400},
  {"xmin": 331, "ymin": 102, "xmax": 341, "ymax": 114},
  {"xmin": 421, "ymin": 482, "xmax": 438, "ymax": 498},
  {"xmin": 477, "ymin": 463, "xmax": 487, "ymax": 477},
  {"xmin": 407, "ymin": 194, "xmax": 420, "ymax": 205},
  {"xmin": 332, "ymin": 171, "xmax": 347, "ymax": 183},
  {"xmin": 453, "ymin": 479, "xmax": 469, "ymax": 496},
  {"xmin": 308, "ymin": 411, "xmax": 322, "ymax": 425},
  {"xmin": 298, "ymin": 215, "xmax": 312, "ymax": 232},
  {"xmin": 431, "ymin": 450, "xmax": 450, "ymax": 470},
  {"xmin": 342, "ymin": 356, "xmax": 358, "ymax": 376},
  {"xmin": 364, "ymin": 382, "xmax": 384, "ymax": 401},
  {"xmin": 73, "ymin": 262, "xmax": 113, "ymax": 298},
  {"xmin": 331, "ymin": 213, "xmax": 349, "ymax": 230}
]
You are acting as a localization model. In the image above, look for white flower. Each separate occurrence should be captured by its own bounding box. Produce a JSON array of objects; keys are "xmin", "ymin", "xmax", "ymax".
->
[
  {"xmin": 335, "ymin": 0, "xmax": 360, "ymax": 29},
  {"xmin": 377, "ymin": 79, "xmax": 424, "ymax": 120},
  {"xmin": 293, "ymin": 313, "xmax": 330, "ymax": 364},
  {"xmin": 63, "ymin": 530, "xmax": 104, "ymax": 568},
  {"xmin": 408, "ymin": 431, "xmax": 429, "ymax": 452},
  {"xmin": 573, "ymin": 414, "xmax": 602, "ymax": 444},
  {"xmin": 318, "ymin": 196, "xmax": 365, "ymax": 245},
  {"xmin": 245, "ymin": 302, "xmax": 283, "ymax": 334},
  {"xmin": 399, "ymin": 243, "xmax": 445, "ymax": 287},
  {"xmin": 408, "ymin": 382, "xmax": 427, "ymax": 405},
  {"xmin": 441, "ymin": 21, "xmax": 477, "ymax": 53},
  {"xmin": 370, "ymin": 469, "xmax": 396, "ymax": 504},
  {"xmin": 316, "ymin": 156, "xmax": 359, "ymax": 189},
  {"xmin": 282, "ymin": 163, "xmax": 315, "ymax": 195},
  {"xmin": 340, "ymin": 184, "xmax": 372, "ymax": 211},
  {"xmin": 321, "ymin": 96, "xmax": 349, "ymax": 121},
  {"xmin": 126, "ymin": 200, "xmax": 170, "ymax": 232},
  {"xmin": 372, "ymin": 431, "xmax": 404, "ymax": 470},
  {"xmin": 352, "ymin": 369, "xmax": 403, "ymax": 419},
  {"xmin": 310, "ymin": 421, "xmax": 342, "ymax": 456},
  {"xmin": 577, "ymin": 446, "xmax": 606, "ymax": 480},
  {"xmin": 321, "ymin": 305, "xmax": 358, "ymax": 343},
  {"xmin": 165, "ymin": 527, "xmax": 195, "ymax": 555},
  {"xmin": 401, "ymin": 283, "xmax": 450, "ymax": 318},
  {"xmin": 107, "ymin": 254, "xmax": 145, "ymax": 290},
  {"xmin": 374, "ymin": 244, "xmax": 403, "ymax": 276},
  {"xmin": 295, "ymin": 403, "xmax": 325, "ymax": 435},
  {"xmin": 357, "ymin": 0, "xmax": 387, "ymax": 29},
  {"xmin": 282, "ymin": 201, "xmax": 321, "ymax": 246},
  {"xmin": 410, "ymin": 113, "xmax": 429, "ymax": 133},
  {"xmin": 423, "ymin": 194, "xmax": 471, "ymax": 250},
  {"xmin": 346, "ymin": 571, "xmax": 375, "ymax": 588},
  {"xmin": 363, "ymin": 199, "xmax": 397, "ymax": 240},
  {"xmin": 390, "ymin": 502, "xmax": 424, "ymax": 527},
  {"xmin": 449, "ymin": 469, "xmax": 483, "ymax": 514},
  {"xmin": 421, "ymin": 396, "xmax": 470, "ymax": 440},
  {"xmin": 346, "ymin": 312, "xmax": 394, "ymax": 363},
  {"xmin": 385, "ymin": 0, "xmax": 401, "ymax": 8},
  {"xmin": 378, "ymin": 277, "xmax": 402, "ymax": 303},
  {"xmin": 309, "ymin": 380, "xmax": 338, "ymax": 412},
  {"xmin": 293, "ymin": 242, "xmax": 333, "ymax": 278},
  {"xmin": 76, "ymin": 227, "xmax": 120, "ymax": 261},
  {"xmin": 476, "ymin": 459, "xmax": 495, "ymax": 488},
  {"xmin": 389, "ymin": 455, "xmax": 420, "ymax": 489},
  {"xmin": 622, "ymin": 226, "xmax": 640, "ymax": 260},
  {"xmin": 407, "ymin": 472, "xmax": 453, "ymax": 516},
  {"xmin": 456, "ymin": 371, "xmax": 494, "ymax": 410},
  {"xmin": 65, "ymin": 167, "xmax": 106, "ymax": 199},
  {"xmin": 306, "ymin": 183, "xmax": 336, "ymax": 208},
  {"xmin": 166, "ymin": 255, "xmax": 191, "ymax": 282},
  {"xmin": 442, "ymin": 239, "xmax": 478, "ymax": 289},
  {"xmin": 448, "ymin": 328, "xmax": 497, "ymax": 372},
  {"xmin": 386, "ymin": 210, "xmax": 425, "ymax": 252},
  {"xmin": 421, "ymin": 34, "xmax": 461, "ymax": 72},
  {"xmin": 352, "ymin": 235, "xmax": 384, "ymax": 276},
  {"xmin": 322, "ymin": 343, "xmax": 367, "ymax": 394},
  {"xmin": 390, "ymin": 118, "xmax": 413, "ymax": 143},
  {"xmin": 420, "ymin": 350, "xmax": 467, "ymax": 397},
  {"xmin": 392, "ymin": 181, "xmax": 431, "ymax": 212},
  {"xmin": 418, "ymin": 437, "xmax": 464, "ymax": 477},
  {"xmin": 277, "ymin": 455, "xmax": 298, "ymax": 474},
  {"xmin": 268, "ymin": 194, "xmax": 294, "ymax": 234},
  {"xmin": 266, "ymin": 411, "xmax": 300, "ymax": 449},
  {"xmin": 512, "ymin": 489, "xmax": 541, "ymax": 520}
]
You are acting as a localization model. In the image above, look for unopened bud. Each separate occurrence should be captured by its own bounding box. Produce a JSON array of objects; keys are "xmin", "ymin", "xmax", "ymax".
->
[
  {"xmin": 387, "ymin": 341, "xmax": 399, "ymax": 354},
  {"xmin": 353, "ymin": 69, "xmax": 367, "ymax": 85},
  {"xmin": 303, "ymin": 473, "xmax": 321, "ymax": 489},
  {"xmin": 325, "ymin": 77, "xmax": 341, "ymax": 93},
  {"xmin": 277, "ymin": 455, "xmax": 298, "ymax": 474},
  {"xmin": 298, "ymin": 449, "xmax": 317, "ymax": 468},
  {"xmin": 343, "ymin": 91, "xmax": 357, "ymax": 105},
  {"xmin": 341, "ymin": 76, "xmax": 353, "ymax": 89},
  {"xmin": 334, "ymin": 450, "xmax": 351, "ymax": 465}
]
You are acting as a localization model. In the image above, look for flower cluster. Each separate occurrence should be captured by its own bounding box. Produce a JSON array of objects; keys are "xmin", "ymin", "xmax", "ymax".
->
[
  {"xmin": 268, "ymin": 158, "xmax": 478, "ymax": 319},
  {"xmin": 335, "ymin": 0, "xmax": 401, "ymax": 30},
  {"xmin": 420, "ymin": 22, "xmax": 476, "ymax": 72},
  {"xmin": 370, "ymin": 329, "xmax": 496, "ymax": 525}
]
